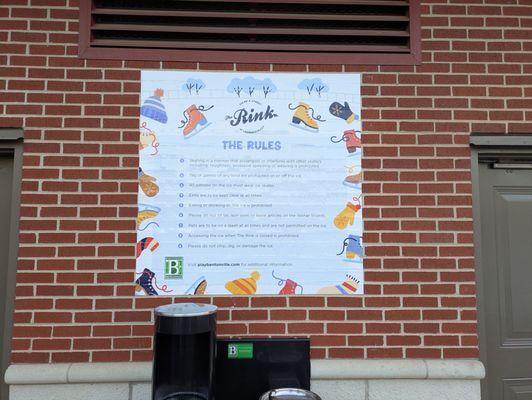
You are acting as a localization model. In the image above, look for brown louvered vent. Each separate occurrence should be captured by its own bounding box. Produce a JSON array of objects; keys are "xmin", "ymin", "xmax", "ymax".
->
[{"xmin": 79, "ymin": 0, "xmax": 421, "ymax": 65}]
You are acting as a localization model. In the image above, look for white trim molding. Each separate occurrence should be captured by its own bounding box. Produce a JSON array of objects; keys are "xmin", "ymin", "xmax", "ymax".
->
[{"xmin": 5, "ymin": 359, "xmax": 485, "ymax": 400}]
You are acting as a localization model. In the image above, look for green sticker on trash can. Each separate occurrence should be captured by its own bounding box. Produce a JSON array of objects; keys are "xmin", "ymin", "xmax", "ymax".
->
[{"xmin": 228, "ymin": 343, "xmax": 253, "ymax": 359}]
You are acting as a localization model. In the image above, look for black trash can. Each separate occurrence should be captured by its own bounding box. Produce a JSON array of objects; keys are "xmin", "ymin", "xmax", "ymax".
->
[{"xmin": 152, "ymin": 303, "xmax": 217, "ymax": 400}]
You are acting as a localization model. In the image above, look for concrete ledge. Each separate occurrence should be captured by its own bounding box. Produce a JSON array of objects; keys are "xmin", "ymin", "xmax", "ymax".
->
[
  {"xmin": 5, "ymin": 359, "xmax": 484, "ymax": 385},
  {"xmin": 5, "ymin": 360, "xmax": 485, "ymax": 400}
]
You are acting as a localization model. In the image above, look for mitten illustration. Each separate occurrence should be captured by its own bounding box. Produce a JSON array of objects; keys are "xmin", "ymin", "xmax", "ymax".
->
[
  {"xmin": 329, "ymin": 101, "xmax": 358, "ymax": 124},
  {"xmin": 333, "ymin": 202, "xmax": 361, "ymax": 230},
  {"xmin": 138, "ymin": 167, "xmax": 159, "ymax": 197}
]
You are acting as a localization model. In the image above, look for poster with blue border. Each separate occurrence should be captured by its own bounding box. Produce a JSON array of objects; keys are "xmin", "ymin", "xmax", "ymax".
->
[{"xmin": 136, "ymin": 71, "xmax": 363, "ymax": 296}]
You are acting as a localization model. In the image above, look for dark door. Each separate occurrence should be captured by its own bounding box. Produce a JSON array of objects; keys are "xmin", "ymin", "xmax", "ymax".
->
[
  {"xmin": 478, "ymin": 159, "xmax": 532, "ymax": 399},
  {"xmin": 0, "ymin": 154, "xmax": 14, "ymax": 400}
]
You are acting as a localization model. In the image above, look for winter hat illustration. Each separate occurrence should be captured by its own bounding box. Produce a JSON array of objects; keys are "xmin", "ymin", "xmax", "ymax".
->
[
  {"xmin": 331, "ymin": 130, "xmax": 361, "ymax": 155},
  {"xmin": 135, "ymin": 268, "xmax": 172, "ymax": 296},
  {"xmin": 344, "ymin": 171, "xmax": 362, "ymax": 189},
  {"xmin": 139, "ymin": 122, "xmax": 160, "ymax": 156},
  {"xmin": 178, "ymin": 104, "xmax": 213, "ymax": 139},
  {"xmin": 185, "ymin": 276, "xmax": 208, "ymax": 295},
  {"xmin": 137, "ymin": 204, "xmax": 161, "ymax": 230},
  {"xmin": 140, "ymin": 88, "xmax": 168, "ymax": 124},
  {"xmin": 329, "ymin": 101, "xmax": 359, "ymax": 124},
  {"xmin": 289, "ymin": 102, "xmax": 325, "ymax": 132},
  {"xmin": 272, "ymin": 271, "xmax": 303, "ymax": 295},
  {"xmin": 317, "ymin": 274, "xmax": 360, "ymax": 295},
  {"xmin": 337, "ymin": 235, "xmax": 363, "ymax": 260},
  {"xmin": 138, "ymin": 167, "xmax": 159, "ymax": 197},
  {"xmin": 333, "ymin": 196, "xmax": 362, "ymax": 230},
  {"xmin": 225, "ymin": 271, "xmax": 261, "ymax": 295},
  {"xmin": 136, "ymin": 237, "xmax": 160, "ymax": 258}
]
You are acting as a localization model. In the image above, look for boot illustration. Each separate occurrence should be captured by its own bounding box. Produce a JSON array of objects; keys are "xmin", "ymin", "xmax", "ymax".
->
[
  {"xmin": 331, "ymin": 130, "xmax": 361, "ymax": 155},
  {"xmin": 272, "ymin": 271, "xmax": 303, "ymax": 295},
  {"xmin": 136, "ymin": 237, "xmax": 159, "ymax": 258},
  {"xmin": 289, "ymin": 102, "xmax": 323, "ymax": 132},
  {"xmin": 329, "ymin": 101, "xmax": 358, "ymax": 124},
  {"xmin": 338, "ymin": 235, "xmax": 363, "ymax": 261},
  {"xmin": 225, "ymin": 271, "xmax": 261, "ymax": 295},
  {"xmin": 135, "ymin": 268, "xmax": 159, "ymax": 296},
  {"xmin": 333, "ymin": 201, "xmax": 361, "ymax": 230},
  {"xmin": 179, "ymin": 104, "xmax": 212, "ymax": 139},
  {"xmin": 343, "ymin": 171, "xmax": 362, "ymax": 189},
  {"xmin": 138, "ymin": 167, "xmax": 159, "ymax": 197},
  {"xmin": 317, "ymin": 274, "xmax": 360, "ymax": 295}
]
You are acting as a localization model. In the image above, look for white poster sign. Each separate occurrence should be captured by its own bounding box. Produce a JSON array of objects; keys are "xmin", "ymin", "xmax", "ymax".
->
[{"xmin": 136, "ymin": 71, "xmax": 363, "ymax": 296}]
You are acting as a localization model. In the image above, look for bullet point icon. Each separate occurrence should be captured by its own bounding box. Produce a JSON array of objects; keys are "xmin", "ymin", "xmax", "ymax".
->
[
  {"xmin": 179, "ymin": 203, "xmax": 183, "ymax": 207},
  {"xmin": 178, "ymin": 233, "xmax": 183, "ymax": 238},
  {"xmin": 179, "ymin": 213, "xmax": 183, "ymax": 217},
  {"xmin": 178, "ymin": 244, "xmax": 183, "ymax": 248},
  {"xmin": 179, "ymin": 193, "xmax": 184, "ymax": 198},
  {"xmin": 179, "ymin": 173, "xmax": 184, "ymax": 178},
  {"xmin": 179, "ymin": 223, "xmax": 183, "ymax": 228}
]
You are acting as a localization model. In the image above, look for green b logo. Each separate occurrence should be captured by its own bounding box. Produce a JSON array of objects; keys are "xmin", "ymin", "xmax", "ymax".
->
[{"xmin": 165, "ymin": 257, "xmax": 183, "ymax": 279}]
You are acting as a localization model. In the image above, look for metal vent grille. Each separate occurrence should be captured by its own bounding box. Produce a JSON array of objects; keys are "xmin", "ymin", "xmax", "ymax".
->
[{"xmin": 79, "ymin": 0, "xmax": 421, "ymax": 64}]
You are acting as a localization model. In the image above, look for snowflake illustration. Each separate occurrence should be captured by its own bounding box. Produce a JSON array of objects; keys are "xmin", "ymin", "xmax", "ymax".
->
[{"xmin": 330, "ymin": 103, "xmax": 342, "ymax": 117}]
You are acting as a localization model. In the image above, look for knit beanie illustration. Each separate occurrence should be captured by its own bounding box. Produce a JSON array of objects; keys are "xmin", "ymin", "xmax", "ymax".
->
[{"xmin": 140, "ymin": 88, "xmax": 168, "ymax": 124}]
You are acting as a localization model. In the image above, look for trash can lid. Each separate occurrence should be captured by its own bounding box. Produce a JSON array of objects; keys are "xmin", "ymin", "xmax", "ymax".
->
[
  {"xmin": 259, "ymin": 388, "xmax": 322, "ymax": 400},
  {"xmin": 155, "ymin": 302, "xmax": 217, "ymax": 318}
]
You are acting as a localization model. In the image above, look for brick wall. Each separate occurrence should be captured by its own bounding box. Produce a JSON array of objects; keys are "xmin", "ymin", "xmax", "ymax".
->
[{"xmin": 1, "ymin": 0, "xmax": 531, "ymax": 363}]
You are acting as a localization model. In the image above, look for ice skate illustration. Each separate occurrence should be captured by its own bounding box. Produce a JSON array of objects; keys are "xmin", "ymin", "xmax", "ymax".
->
[
  {"xmin": 331, "ymin": 130, "xmax": 361, "ymax": 156},
  {"xmin": 288, "ymin": 102, "xmax": 325, "ymax": 132},
  {"xmin": 343, "ymin": 169, "xmax": 362, "ymax": 189},
  {"xmin": 137, "ymin": 204, "xmax": 161, "ymax": 231},
  {"xmin": 136, "ymin": 237, "xmax": 159, "ymax": 258},
  {"xmin": 317, "ymin": 274, "xmax": 360, "ymax": 295},
  {"xmin": 135, "ymin": 268, "xmax": 172, "ymax": 296},
  {"xmin": 329, "ymin": 101, "xmax": 359, "ymax": 124},
  {"xmin": 185, "ymin": 276, "xmax": 208, "ymax": 295},
  {"xmin": 337, "ymin": 235, "xmax": 363, "ymax": 262},
  {"xmin": 138, "ymin": 167, "xmax": 159, "ymax": 197},
  {"xmin": 178, "ymin": 104, "xmax": 213, "ymax": 139},
  {"xmin": 139, "ymin": 122, "xmax": 159, "ymax": 155},
  {"xmin": 272, "ymin": 271, "xmax": 303, "ymax": 295}
]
